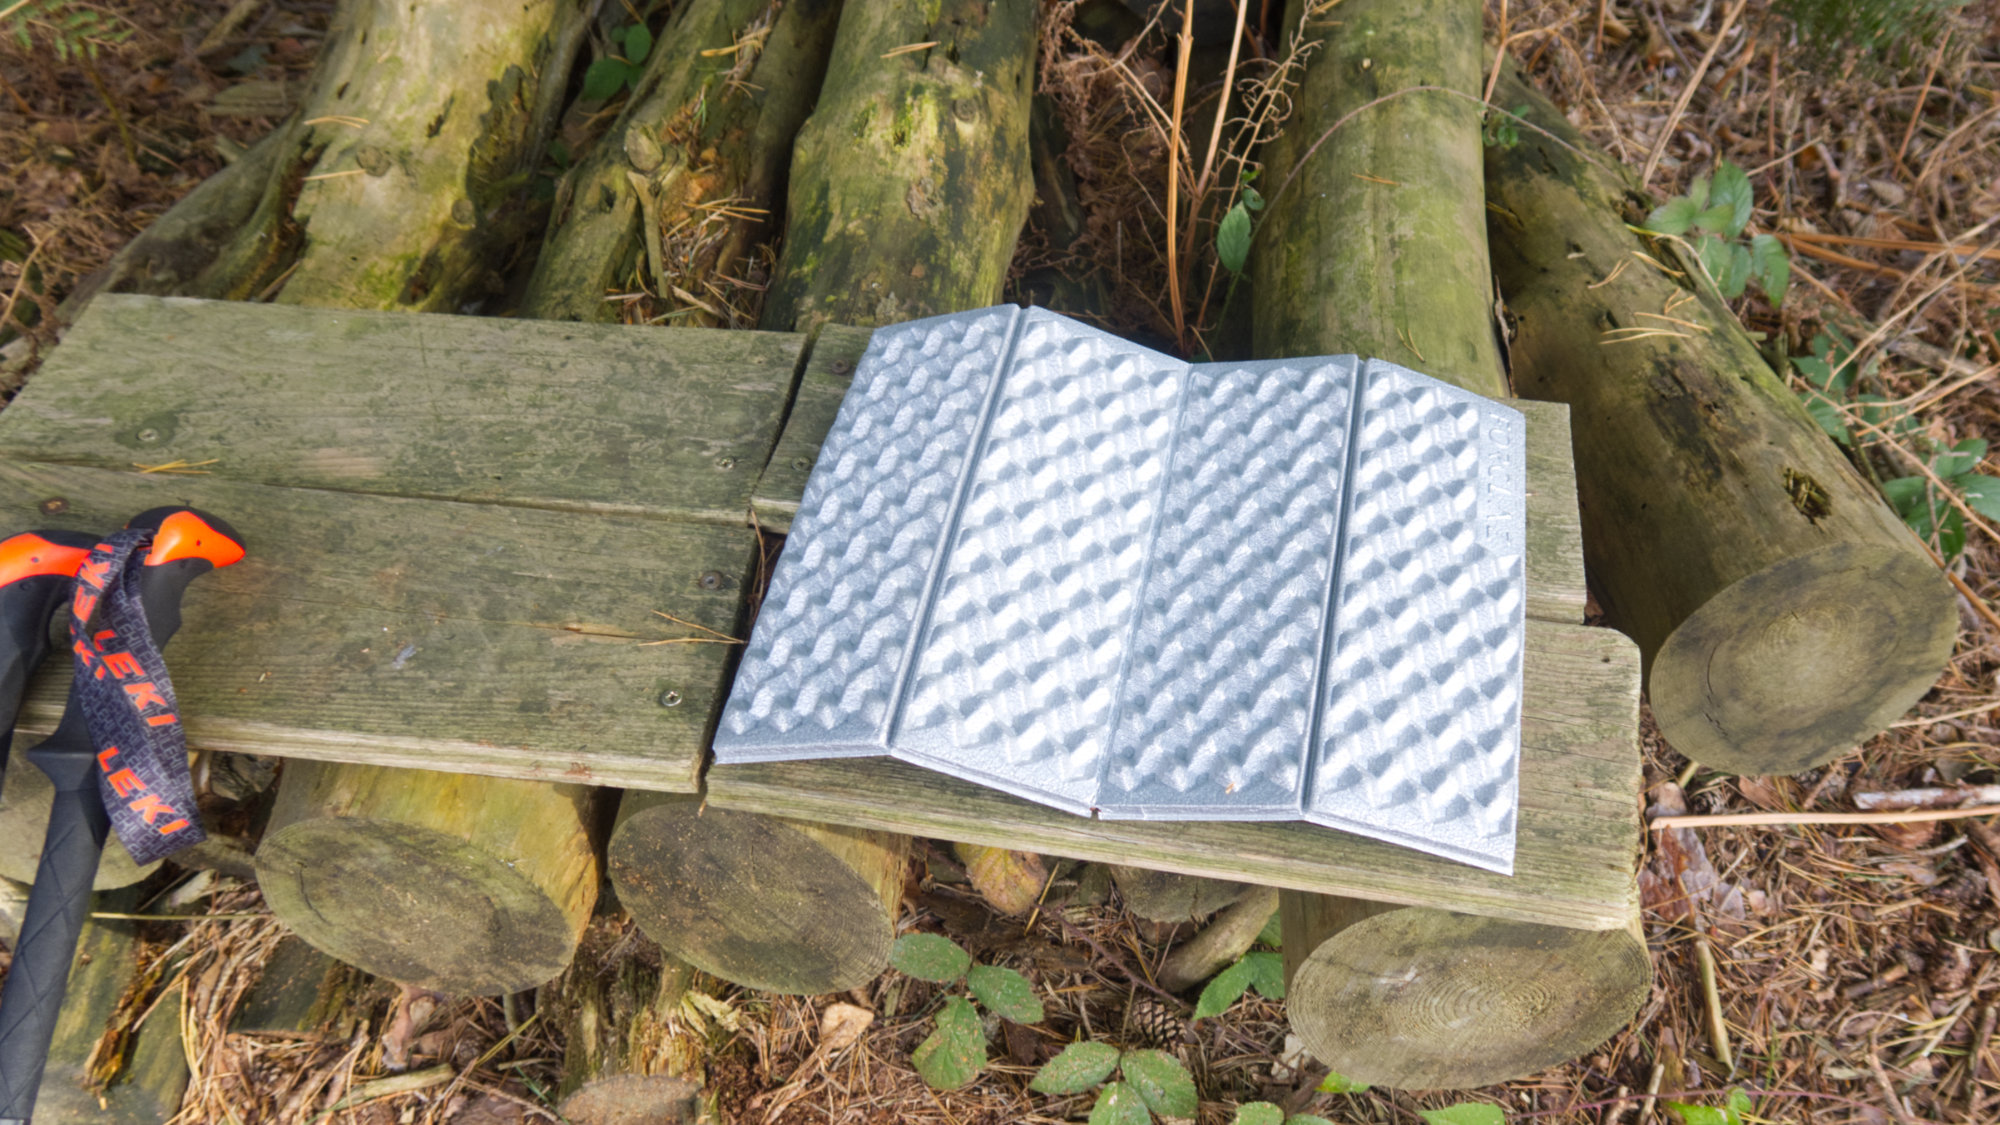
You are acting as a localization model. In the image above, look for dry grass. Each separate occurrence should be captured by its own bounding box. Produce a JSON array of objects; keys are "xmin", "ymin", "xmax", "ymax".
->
[{"xmin": 8, "ymin": 1, "xmax": 2000, "ymax": 1123}]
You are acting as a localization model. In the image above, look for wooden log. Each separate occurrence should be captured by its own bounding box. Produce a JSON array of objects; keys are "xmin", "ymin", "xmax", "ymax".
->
[
  {"xmin": 31, "ymin": 888, "xmax": 191, "ymax": 1124},
  {"xmin": 1244, "ymin": 7, "xmax": 1647, "ymax": 1085},
  {"xmin": 523, "ymin": 0, "xmax": 843, "ymax": 324},
  {"xmin": 759, "ymin": 0, "xmax": 1037, "ymax": 333},
  {"xmin": 0, "ymin": 751, "xmax": 156, "ymax": 890},
  {"xmin": 605, "ymin": 792, "xmax": 905, "ymax": 995},
  {"xmin": 1251, "ymin": 0, "xmax": 1507, "ymax": 396},
  {"xmin": 254, "ymin": 760, "xmax": 598, "ymax": 996},
  {"xmin": 1482, "ymin": 64, "xmax": 1956, "ymax": 774},
  {"xmin": 1279, "ymin": 897, "xmax": 1649, "ymax": 1090},
  {"xmin": 539, "ymin": 917, "xmax": 712, "ymax": 1122},
  {"xmin": 1158, "ymin": 885, "xmax": 1279, "ymax": 994},
  {"xmin": 1107, "ymin": 865, "xmax": 1251, "ymax": 924}
]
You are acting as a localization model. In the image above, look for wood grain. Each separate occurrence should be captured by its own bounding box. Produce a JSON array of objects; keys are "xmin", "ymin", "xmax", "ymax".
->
[
  {"xmin": 0, "ymin": 295, "xmax": 804, "ymax": 526},
  {"xmin": 0, "ymin": 461, "xmax": 750, "ymax": 790},
  {"xmin": 706, "ymin": 620, "xmax": 1644, "ymax": 929},
  {"xmin": 750, "ymin": 324, "xmax": 875, "ymax": 533}
]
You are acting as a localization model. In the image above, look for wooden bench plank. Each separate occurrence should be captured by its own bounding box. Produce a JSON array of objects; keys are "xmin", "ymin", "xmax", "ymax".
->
[
  {"xmin": 1, "ymin": 462, "xmax": 748, "ymax": 790},
  {"xmin": 749, "ymin": 346, "xmax": 1588, "ymax": 624},
  {"xmin": 705, "ymin": 618, "xmax": 1642, "ymax": 930},
  {"xmin": 0, "ymin": 295, "xmax": 803, "ymax": 526}
]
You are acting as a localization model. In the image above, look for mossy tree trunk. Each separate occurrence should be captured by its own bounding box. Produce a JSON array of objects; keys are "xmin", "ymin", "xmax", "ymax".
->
[
  {"xmin": 759, "ymin": 0, "xmax": 1036, "ymax": 333},
  {"xmin": 1250, "ymin": 0, "xmax": 1506, "ymax": 395},
  {"xmin": 1483, "ymin": 64, "xmax": 1956, "ymax": 775},
  {"xmin": 523, "ymin": 0, "xmax": 844, "ymax": 324}
]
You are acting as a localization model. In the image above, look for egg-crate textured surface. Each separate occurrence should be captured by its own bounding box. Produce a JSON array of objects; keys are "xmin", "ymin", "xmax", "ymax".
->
[{"xmin": 717, "ymin": 306, "xmax": 1527, "ymax": 873}]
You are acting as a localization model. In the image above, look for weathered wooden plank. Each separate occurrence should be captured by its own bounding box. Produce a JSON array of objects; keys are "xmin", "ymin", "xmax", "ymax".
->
[
  {"xmin": 704, "ymin": 619, "xmax": 1642, "ymax": 930},
  {"xmin": 1, "ymin": 462, "xmax": 748, "ymax": 790},
  {"xmin": 0, "ymin": 295, "xmax": 804, "ymax": 526},
  {"xmin": 751, "ymin": 356, "xmax": 1587, "ymax": 624},
  {"xmin": 749, "ymin": 325, "xmax": 875, "ymax": 533}
]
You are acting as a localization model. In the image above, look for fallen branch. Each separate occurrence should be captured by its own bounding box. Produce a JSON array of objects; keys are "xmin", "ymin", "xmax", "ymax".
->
[{"xmin": 1651, "ymin": 805, "xmax": 2000, "ymax": 831}]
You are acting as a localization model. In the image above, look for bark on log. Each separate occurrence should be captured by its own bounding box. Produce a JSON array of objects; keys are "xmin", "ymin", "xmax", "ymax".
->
[
  {"xmin": 1250, "ymin": 0, "xmax": 1507, "ymax": 396},
  {"xmin": 605, "ymin": 792, "xmax": 905, "ymax": 995},
  {"xmin": 31, "ymin": 887, "xmax": 190, "ymax": 1124},
  {"xmin": 1483, "ymin": 65, "xmax": 1956, "ymax": 774},
  {"xmin": 0, "ymin": 752, "xmax": 156, "ymax": 890},
  {"xmin": 758, "ymin": 0, "xmax": 1036, "ymax": 332},
  {"xmin": 1279, "ymin": 895, "xmax": 1649, "ymax": 1089},
  {"xmin": 539, "ymin": 918, "xmax": 711, "ymax": 1121},
  {"xmin": 255, "ymin": 761, "xmax": 598, "ymax": 995},
  {"xmin": 1107, "ymin": 865, "xmax": 1252, "ymax": 924},
  {"xmin": 522, "ymin": 0, "xmax": 843, "ymax": 323}
]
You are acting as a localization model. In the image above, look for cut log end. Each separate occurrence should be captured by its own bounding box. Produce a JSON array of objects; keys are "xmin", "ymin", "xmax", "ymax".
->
[
  {"xmin": 257, "ymin": 817, "xmax": 579, "ymax": 996},
  {"xmin": 1286, "ymin": 904, "xmax": 1649, "ymax": 1090},
  {"xmin": 607, "ymin": 794, "xmax": 903, "ymax": 995},
  {"xmin": 1650, "ymin": 542, "xmax": 1957, "ymax": 775}
]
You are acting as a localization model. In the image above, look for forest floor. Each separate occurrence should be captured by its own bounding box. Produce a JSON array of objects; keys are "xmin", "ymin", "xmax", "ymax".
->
[{"xmin": 5, "ymin": 1, "xmax": 2000, "ymax": 1123}]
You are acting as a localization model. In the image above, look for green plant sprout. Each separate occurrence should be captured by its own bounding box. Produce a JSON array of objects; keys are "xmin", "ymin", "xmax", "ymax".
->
[
  {"xmin": 1193, "ymin": 948, "xmax": 1284, "ymax": 1019},
  {"xmin": 1029, "ymin": 1041, "xmax": 1197, "ymax": 1125},
  {"xmin": 888, "ymin": 932, "xmax": 1044, "ymax": 1090},
  {"xmin": 1215, "ymin": 177, "xmax": 1265, "ymax": 275},
  {"xmin": 1, "ymin": 0, "xmax": 134, "ymax": 61},
  {"xmin": 1641, "ymin": 160, "xmax": 1790, "ymax": 305},
  {"xmin": 1664, "ymin": 1086, "xmax": 1753, "ymax": 1125},
  {"xmin": 583, "ymin": 21, "xmax": 653, "ymax": 101},
  {"xmin": 1481, "ymin": 104, "xmax": 1530, "ymax": 149}
]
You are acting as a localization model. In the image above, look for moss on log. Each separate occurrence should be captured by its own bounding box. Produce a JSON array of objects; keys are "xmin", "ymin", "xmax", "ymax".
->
[
  {"xmin": 606, "ymin": 792, "xmax": 905, "ymax": 995},
  {"xmin": 89, "ymin": 0, "xmax": 590, "ymax": 311},
  {"xmin": 255, "ymin": 761, "xmax": 598, "ymax": 995},
  {"xmin": 759, "ymin": 0, "xmax": 1036, "ymax": 332},
  {"xmin": 1108, "ymin": 865, "xmax": 1252, "ymax": 924},
  {"xmin": 1280, "ymin": 895, "xmax": 1649, "ymax": 1089},
  {"xmin": 523, "ymin": 0, "xmax": 843, "ymax": 323},
  {"xmin": 1251, "ymin": 0, "xmax": 1506, "ymax": 395},
  {"xmin": 1483, "ymin": 65, "xmax": 1956, "ymax": 774}
]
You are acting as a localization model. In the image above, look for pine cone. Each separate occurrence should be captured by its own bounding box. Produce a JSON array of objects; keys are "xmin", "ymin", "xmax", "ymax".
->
[{"xmin": 1123, "ymin": 991, "xmax": 1189, "ymax": 1047}]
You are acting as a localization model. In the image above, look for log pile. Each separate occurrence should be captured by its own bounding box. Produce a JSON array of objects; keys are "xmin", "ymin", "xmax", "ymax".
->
[{"xmin": 3, "ymin": 0, "xmax": 1967, "ymax": 1103}]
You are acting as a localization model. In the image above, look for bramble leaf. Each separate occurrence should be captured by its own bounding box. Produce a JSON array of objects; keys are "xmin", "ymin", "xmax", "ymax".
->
[
  {"xmin": 1710, "ymin": 160, "xmax": 1755, "ymax": 237},
  {"xmin": 1242, "ymin": 951, "xmax": 1285, "ymax": 1000},
  {"xmin": 583, "ymin": 57, "xmax": 632, "ymax": 100},
  {"xmin": 1317, "ymin": 1069, "xmax": 1371, "ymax": 1094},
  {"xmin": 1089, "ymin": 1082, "xmax": 1153, "ymax": 1125},
  {"xmin": 1287, "ymin": 1117, "xmax": 1337, "ymax": 1125},
  {"xmin": 1644, "ymin": 196, "xmax": 1699, "ymax": 236},
  {"xmin": 967, "ymin": 964, "xmax": 1044, "ymax": 1024},
  {"xmin": 1030, "ymin": 1041, "xmax": 1121, "ymax": 1094},
  {"xmin": 1242, "ymin": 185, "xmax": 1265, "ymax": 211},
  {"xmin": 623, "ymin": 23, "xmax": 653, "ymax": 64},
  {"xmin": 1933, "ymin": 439, "xmax": 1988, "ymax": 479},
  {"xmin": 911, "ymin": 996, "xmax": 985, "ymax": 1089},
  {"xmin": 1120, "ymin": 1049, "xmax": 1197, "ymax": 1117},
  {"xmin": 891, "ymin": 933, "xmax": 971, "ymax": 983},
  {"xmin": 1233, "ymin": 1104, "xmax": 1284, "ymax": 1125},
  {"xmin": 1960, "ymin": 473, "xmax": 2000, "ymax": 521},
  {"xmin": 1255, "ymin": 908, "xmax": 1281, "ymax": 947},
  {"xmin": 1693, "ymin": 202, "xmax": 1737, "ymax": 234},
  {"xmin": 1750, "ymin": 234, "xmax": 1790, "ymax": 304},
  {"xmin": 1194, "ymin": 956, "xmax": 1256, "ymax": 1019},
  {"xmin": 1418, "ymin": 1103, "xmax": 1507, "ymax": 1125},
  {"xmin": 1663, "ymin": 1102, "xmax": 1728, "ymax": 1125},
  {"xmin": 1217, "ymin": 203, "xmax": 1253, "ymax": 273}
]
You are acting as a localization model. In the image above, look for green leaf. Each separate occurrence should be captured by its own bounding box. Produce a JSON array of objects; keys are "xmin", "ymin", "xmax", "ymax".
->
[
  {"xmin": 1750, "ymin": 233, "xmax": 1790, "ymax": 304},
  {"xmin": 1799, "ymin": 392, "xmax": 1853, "ymax": 446},
  {"xmin": 1418, "ymin": 1103, "xmax": 1507, "ymax": 1125},
  {"xmin": 1663, "ymin": 1103, "xmax": 1728, "ymax": 1125},
  {"xmin": 1725, "ymin": 1088, "xmax": 1752, "ymax": 1125},
  {"xmin": 1089, "ymin": 1082, "xmax": 1154, "ymax": 1125},
  {"xmin": 1643, "ymin": 196, "xmax": 1699, "ymax": 236},
  {"xmin": 891, "ymin": 933, "xmax": 972, "ymax": 983},
  {"xmin": 1940, "ymin": 506, "xmax": 1967, "ymax": 559},
  {"xmin": 1242, "ymin": 951, "xmax": 1284, "ymax": 999},
  {"xmin": 1216, "ymin": 204, "xmax": 1252, "ymax": 273},
  {"xmin": 1316, "ymin": 1069, "xmax": 1371, "ymax": 1094},
  {"xmin": 1692, "ymin": 202, "xmax": 1737, "ymax": 234},
  {"xmin": 622, "ymin": 23, "xmax": 653, "ymax": 64},
  {"xmin": 1255, "ymin": 908, "xmax": 1281, "ymax": 948},
  {"xmin": 911, "ymin": 996, "xmax": 985, "ymax": 1089},
  {"xmin": 1286, "ymin": 1117, "xmax": 1337, "ymax": 1125},
  {"xmin": 1233, "ymin": 1104, "xmax": 1284, "ymax": 1125},
  {"xmin": 1119, "ymin": 1049, "xmax": 1197, "ymax": 1118},
  {"xmin": 1241, "ymin": 185, "xmax": 1265, "ymax": 211},
  {"xmin": 1710, "ymin": 160, "xmax": 1755, "ymax": 237},
  {"xmin": 1881, "ymin": 475, "xmax": 1927, "ymax": 518},
  {"xmin": 967, "ymin": 964, "xmax": 1044, "ymax": 1024},
  {"xmin": 583, "ymin": 56, "xmax": 632, "ymax": 100},
  {"xmin": 1696, "ymin": 236, "xmax": 1731, "ymax": 292},
  {"xmin": 1194, "ymin": 957, "xmax": 1256, "ymax": 1019},
  {"xmin": 1722, "ymin": 242, "xmax": 1754, "ymax": 299},
  {"xmin": 1030, "ymin": 1041, "xmax": 1121, "ymax": 1094},
  {"xmin": 1959, "ymin": 473, "xmax": 2000, "ymax": 521},
  {"xmin": 1934, "ymin": 439, "xmax": 1988, "ymax": 479}
]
